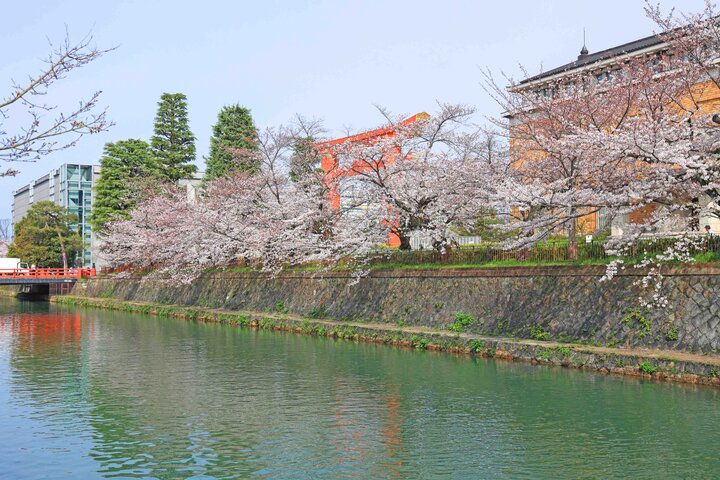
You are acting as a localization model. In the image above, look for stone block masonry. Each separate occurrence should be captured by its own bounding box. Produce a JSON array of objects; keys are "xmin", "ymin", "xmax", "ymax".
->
[{"xmin": 79, "ymin": 265, "xmax": 720, "ymax": 354}]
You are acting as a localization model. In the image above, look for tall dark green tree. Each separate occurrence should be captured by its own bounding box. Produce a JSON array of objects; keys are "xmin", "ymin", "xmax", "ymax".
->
[
  {"xmin": 289, "ymin": 136, "xmax": 320, "ymax": 181},
  {"xmin": 91, "ymin": 139, "xmax": 158, "ymax": 233},
  {"xmin": 151, "ymin": 93, "xmax": 197, "ymax": 181},
  {"xmin": 204, "ymin": 104, "xmax": 258, "ymax": 180},
  {"xmin": 8, "ymin": 202, "xmax": 83, "ymax": 268}
]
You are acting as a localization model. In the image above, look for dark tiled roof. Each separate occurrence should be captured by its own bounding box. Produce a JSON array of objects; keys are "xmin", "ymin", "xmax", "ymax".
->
[{"xmin": 520, "ymin": 33, "xmax": 664, "ymax": 84}]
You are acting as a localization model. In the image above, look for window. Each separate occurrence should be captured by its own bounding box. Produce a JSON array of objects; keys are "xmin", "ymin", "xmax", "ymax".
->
[
  {"xmin": 595, "ymin": 70, "xmax": 613, "ymax": 82},
  {"xmin": 649, "ymin": 54, "xmax": 663, "ymax": 73}
]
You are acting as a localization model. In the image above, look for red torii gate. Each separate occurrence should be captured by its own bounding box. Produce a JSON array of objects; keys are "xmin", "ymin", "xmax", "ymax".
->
[{"xmin": 316, "ymin": 112, "xmax": 428, "ymax": 247}]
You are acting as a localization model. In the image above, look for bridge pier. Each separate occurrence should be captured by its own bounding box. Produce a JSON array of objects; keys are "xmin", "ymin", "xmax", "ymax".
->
[
  {"xmin": 49, "ymin": 283, "xmax": 75, "ymax": 295},
  {"xmin": 16, "ymin": 284, "xmax": 50, "ymax": 301}
]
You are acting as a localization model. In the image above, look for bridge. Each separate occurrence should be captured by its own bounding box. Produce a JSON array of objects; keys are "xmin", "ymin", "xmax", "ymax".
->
[{"xmin": 0, "ymin": 268, "xmax": 96, "ymax": 285}]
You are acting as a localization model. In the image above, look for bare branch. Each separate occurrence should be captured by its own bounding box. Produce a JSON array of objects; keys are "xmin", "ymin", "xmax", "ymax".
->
[{"xmin": 0, "ymin": 29, "xmax": 115, "ymax": 167}]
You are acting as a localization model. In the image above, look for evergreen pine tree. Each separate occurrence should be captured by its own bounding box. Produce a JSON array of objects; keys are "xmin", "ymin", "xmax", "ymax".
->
[
  {"xmin": 151, "ymin": 93, "xmax": 197, "ymax": 181},
  {"xmin": 204, "ymin": 104, "xmax": 258, "ymax": 180},
  {"xmin": 91, "ymin": 139, "xmax": 158, "ymax": 232}
]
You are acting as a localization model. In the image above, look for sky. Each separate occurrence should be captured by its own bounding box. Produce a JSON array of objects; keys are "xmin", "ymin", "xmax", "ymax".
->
[{"xmin": 0, "ymin": 0, "xmax": 709, "ymax": 220}]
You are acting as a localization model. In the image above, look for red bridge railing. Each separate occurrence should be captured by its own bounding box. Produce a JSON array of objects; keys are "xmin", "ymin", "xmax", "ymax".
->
[{"xmin": 0, "ymin": 268, "xmax": 97, "ymax": 279}]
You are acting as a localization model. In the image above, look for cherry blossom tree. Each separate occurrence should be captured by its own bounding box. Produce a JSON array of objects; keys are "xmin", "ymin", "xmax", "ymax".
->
[
  {"xmin": 98, "ymin": 186, "xmax": 204, "ymax": 278},
  {"xmin": 323, "ymin": 104, "xmax": 501, "ymax": 251},
  {"xmin": 101, "ymin": 105, "xmax": 502, "ymax": 278},
  {"xmin": 485, "ymin": 52, "xmax": 697, "ymax": 254},
  {"xmin": 481, "ymin": 1, "xmax": 720, "ymax": 303},
  {"xmin": 641, "ymin": 0, "xmax": 720, "ymax": 223},
  {"xmin": 100, "ymin": 119, "xmax": 389, "ymax": 280},
  {"xmin": 483, "ymin": 0, "xmax": 720, "ymax": 264}
]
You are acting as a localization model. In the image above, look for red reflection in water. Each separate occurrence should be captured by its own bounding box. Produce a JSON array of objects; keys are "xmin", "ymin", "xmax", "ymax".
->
[
  {"xmin": 331, "ymin": 382, "xmax": 404, "ymax": 476},
  {"xmin": 0, "ymin": 312, "xmax": 85, "ymax": 352},
  {"xmin": 382, "ymin": 389, "xmax": 404, "ymax": 475}
]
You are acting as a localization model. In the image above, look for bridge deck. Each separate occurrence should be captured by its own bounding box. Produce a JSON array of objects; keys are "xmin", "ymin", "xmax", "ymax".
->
[{"xmin": 0, "ymin": 278, "xmax": 80, "ymax": 285}]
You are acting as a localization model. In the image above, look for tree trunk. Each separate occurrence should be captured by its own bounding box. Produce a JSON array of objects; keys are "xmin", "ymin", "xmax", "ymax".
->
[
  {"xmin": 566, "ymin": 215, "xmax": 578, "ymax": 261},
  {"xmin": 56, "ymin": 228, "xmax": 68, "ymax": 269},
  {"xmin": 398, "ymin": 233, "xmax": 412, "ymax": 250}
]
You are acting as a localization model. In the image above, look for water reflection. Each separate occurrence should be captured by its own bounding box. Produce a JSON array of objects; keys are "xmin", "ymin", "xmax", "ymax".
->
[{"xmin": 0, "ymin": 298, "xmax": 719, "ymax": 479}]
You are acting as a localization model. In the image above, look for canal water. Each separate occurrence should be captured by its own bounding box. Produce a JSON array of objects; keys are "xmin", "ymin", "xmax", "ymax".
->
[{"xmin": 0, "ymin": 298, "xmax": 718, "ymax": 479}]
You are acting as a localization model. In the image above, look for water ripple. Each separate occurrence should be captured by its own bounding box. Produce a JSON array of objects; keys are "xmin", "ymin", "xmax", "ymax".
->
[{"xmin": 0, "ymin": 299, "xmax": 718, "ymax": 479}]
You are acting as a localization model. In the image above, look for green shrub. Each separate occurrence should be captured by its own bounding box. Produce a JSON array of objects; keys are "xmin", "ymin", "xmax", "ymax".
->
[
  {"xmin": 275, "ymin": 301, "xmax": 289, "ymax": 314},
  {"xmin": 556, "ymin": 346, "xmax": 572, "ymax": 357},
  {"xmin": 455, "ymin": 311, "xmax": 474, "ymax": 326},
  {"xmin": 449, "ymin": 312, "xmax": 474, "ymax": 332},
  {"xmin": 665, "ymin": 325, "xmax": 679, "ymax": 342},
  {"xmin": 530, "ymin": 324, "xmax": 550, "ymax": 341},
  {"xmin": 308, "ymin": 305, "xmax": 327, "ymax": 319},
  {"xmin": 410, "ymin": 336, "xmax": 428, "ymax": 350},
  {"xmin": 639, "ymin": 361, "xmax": 658, "ymax": 374},
  {"xmin": 468, "ymin": 339, "xmax": 485, "ymax": 352},
  {"xmin": 623, "ymin": 309, "xmax": 652, "ymax": 337}
]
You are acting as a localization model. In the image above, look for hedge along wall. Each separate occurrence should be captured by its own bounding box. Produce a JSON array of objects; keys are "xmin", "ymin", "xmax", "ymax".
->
[{"xmin": 79, "ymin": 265, "xmax": 720, "ymax": 353}]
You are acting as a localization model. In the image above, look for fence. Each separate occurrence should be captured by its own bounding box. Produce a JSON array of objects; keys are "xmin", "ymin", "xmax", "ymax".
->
[{"xmin": 408, "ymin": 234, "xmax": 482, "ymax": 250}]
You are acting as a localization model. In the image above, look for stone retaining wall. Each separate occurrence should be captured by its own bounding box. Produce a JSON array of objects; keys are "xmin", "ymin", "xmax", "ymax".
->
[{"xmin": 79, "ymin": 265, "xmax": 720, "ymax": 353}]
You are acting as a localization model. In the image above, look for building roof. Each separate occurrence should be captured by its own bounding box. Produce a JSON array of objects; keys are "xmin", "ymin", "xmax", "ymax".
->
[{"xmin": 520, "ymin": 32, "xmax": 665, "ymax": 85}]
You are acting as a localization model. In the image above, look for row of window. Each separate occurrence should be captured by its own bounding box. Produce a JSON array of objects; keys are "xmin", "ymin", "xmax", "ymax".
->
[
  {"xmin": 65, "ymin": 173, "xmax": 94, "ymax": 264},
  {"xmin": 532, "ymin": 49, "xmax": 708, "ymax": 99}
]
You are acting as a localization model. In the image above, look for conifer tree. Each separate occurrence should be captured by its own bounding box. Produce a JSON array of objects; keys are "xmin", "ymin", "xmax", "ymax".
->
[
  {"xmin": 151, "ymin": 93, "xmax": 197, "ymax": 181},
  {"xmin": 204, "ymin": 104, "xmax": 258, "ymax": 180},
  {"xmin": 92, "ymin": 139, "xmax": 158, "ymax": 232}
]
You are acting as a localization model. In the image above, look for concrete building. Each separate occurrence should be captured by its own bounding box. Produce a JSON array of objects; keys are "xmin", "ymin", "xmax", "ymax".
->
[{"xmin": 12, "ymin": 163, "xmax": 100, "ymax": 266}]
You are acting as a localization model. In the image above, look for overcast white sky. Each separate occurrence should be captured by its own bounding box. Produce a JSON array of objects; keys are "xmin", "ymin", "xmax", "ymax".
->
[{"xmin": 0, "ymin": 0, "xmax": 708, "ymax": 220}]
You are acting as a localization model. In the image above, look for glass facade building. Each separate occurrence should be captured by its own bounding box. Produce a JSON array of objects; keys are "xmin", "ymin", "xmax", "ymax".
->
[{"xmin": 12, "ymin": 163, "xmax": 100, "ymax": 266}]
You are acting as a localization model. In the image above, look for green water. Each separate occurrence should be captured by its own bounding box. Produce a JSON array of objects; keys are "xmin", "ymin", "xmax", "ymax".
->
[{"xmin": 0, "ymin": 298, "xmax": 718, "ymax": 479}]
